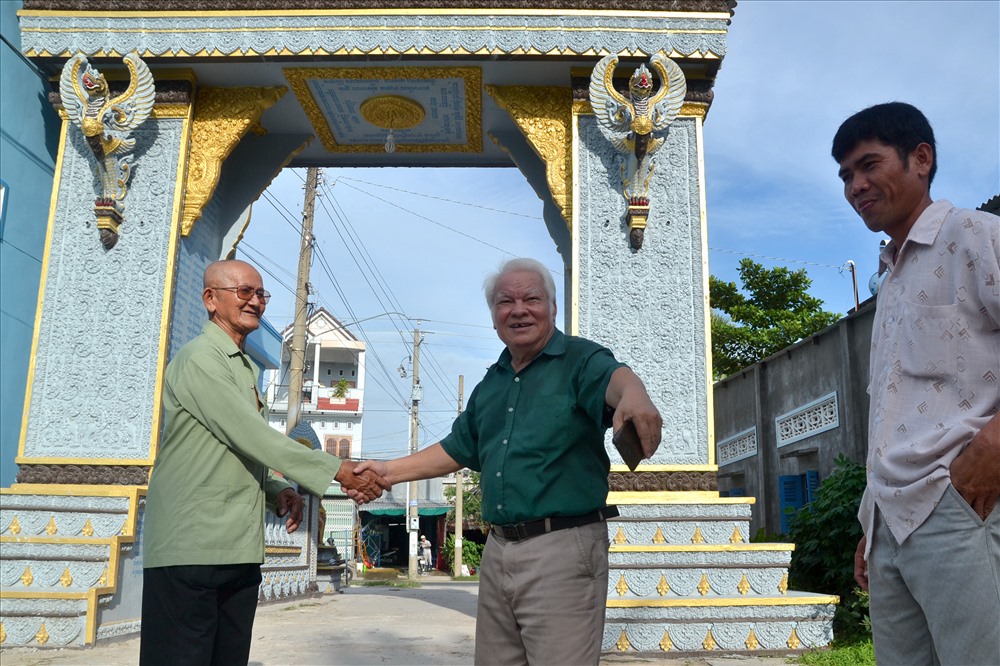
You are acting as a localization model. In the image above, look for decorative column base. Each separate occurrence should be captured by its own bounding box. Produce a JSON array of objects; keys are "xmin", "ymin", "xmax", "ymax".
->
[{"xmin": 602, "ymin": 494, "xmax": 837, "ymax": 658}]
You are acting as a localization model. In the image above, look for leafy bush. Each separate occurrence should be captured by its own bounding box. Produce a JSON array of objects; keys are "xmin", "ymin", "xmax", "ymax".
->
[
  {"xmin": 788, "ymin": 454, "xmax": 869, "ymax": 641},
  {"xmin": 442, "ymin": 533, "xmax": 482, "ymax": 573}
]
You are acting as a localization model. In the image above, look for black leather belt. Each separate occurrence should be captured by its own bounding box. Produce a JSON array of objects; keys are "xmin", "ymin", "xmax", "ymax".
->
[{"xmin": 491, "ymin": 506, "xmax": 619, "ymax": 542}]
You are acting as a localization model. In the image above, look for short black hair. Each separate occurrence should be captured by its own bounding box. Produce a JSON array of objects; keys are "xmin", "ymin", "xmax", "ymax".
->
[{"xmin": 831, "ymin": 102, "xmax": 937, "ymax": 185}]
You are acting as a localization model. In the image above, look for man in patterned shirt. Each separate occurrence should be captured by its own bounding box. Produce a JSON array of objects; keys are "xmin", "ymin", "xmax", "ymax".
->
[{"xmin": 833, "ymin": 102, "xmax": 999, "ymax": 664}]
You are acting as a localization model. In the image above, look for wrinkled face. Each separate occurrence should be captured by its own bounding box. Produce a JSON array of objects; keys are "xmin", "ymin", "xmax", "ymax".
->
[
  {"xmin": 491, "ymin": 270, "xmax": 556, "ymax": 362},
  {"xmin": 204, "ymin": 262, "xmax": 266, "ymax": 345},
  {"xmin": 837, "ymin": 138, "xmax": 931, "ymax": 243}
]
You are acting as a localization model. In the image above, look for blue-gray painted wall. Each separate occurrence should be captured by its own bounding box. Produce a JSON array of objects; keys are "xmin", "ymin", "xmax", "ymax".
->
[{"xmin": 0, "ymin": 1, "xmax": 60, "ymax": 486}]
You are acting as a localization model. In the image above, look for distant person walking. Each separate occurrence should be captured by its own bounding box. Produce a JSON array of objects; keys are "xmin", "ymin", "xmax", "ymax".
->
[{"xmin": 833, "ymin": 102, "xmax": 999, "ymax": 664}]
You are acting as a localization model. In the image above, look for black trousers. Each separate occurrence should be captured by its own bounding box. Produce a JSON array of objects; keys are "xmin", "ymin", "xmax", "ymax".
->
[{"xmin": 140, "ymin": 563, "xmax": 262, "ymax": 666}]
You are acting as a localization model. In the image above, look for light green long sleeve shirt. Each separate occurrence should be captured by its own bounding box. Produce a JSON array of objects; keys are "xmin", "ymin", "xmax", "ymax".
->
[{"xmin": 143, "ymin": 321, "xmax": 342, "ymax": 568}]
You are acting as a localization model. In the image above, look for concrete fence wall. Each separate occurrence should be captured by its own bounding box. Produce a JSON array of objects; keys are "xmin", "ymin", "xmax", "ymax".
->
[{"xmin": 713, "ymin": 300, "xmax": 875, "ymax": 537}]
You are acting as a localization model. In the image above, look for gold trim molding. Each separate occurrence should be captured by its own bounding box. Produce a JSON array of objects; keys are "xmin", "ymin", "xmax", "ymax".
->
[
  {"xmin": 181, "ymin": 86, "xmax": 286, "ymax": 236},
  {"xmin": 487, "ymin": 85, "xmax": 573, "ymax": 230},
  {"xmin": 284, "ymin": 66, "xmax": 482, "ymax": 154}
]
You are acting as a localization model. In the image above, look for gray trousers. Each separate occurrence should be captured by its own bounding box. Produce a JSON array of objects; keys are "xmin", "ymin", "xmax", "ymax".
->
[
  {"xmin": 474, "ymin": 520, "xmax": 610, "ymax": 665},
  {"xmin": 869, "ymin": 486, "xmax": 1000, "ymax": 665}
]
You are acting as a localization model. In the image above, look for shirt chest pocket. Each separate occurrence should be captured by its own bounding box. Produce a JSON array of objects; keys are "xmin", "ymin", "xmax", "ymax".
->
[{"xmin": 894, "ymin": 300, "xmax": 961, "ymax": 380}]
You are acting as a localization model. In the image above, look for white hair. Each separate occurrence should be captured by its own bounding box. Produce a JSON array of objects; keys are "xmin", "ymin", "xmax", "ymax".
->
[{"xmin": 483, "ymin": 258, "xmax": 557, "ymax": 315}]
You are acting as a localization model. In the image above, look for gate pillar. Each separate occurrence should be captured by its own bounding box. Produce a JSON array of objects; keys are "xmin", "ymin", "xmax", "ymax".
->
[{"xmin": 0, "ymin": 72, "xmax": 316, "ymax": 647}]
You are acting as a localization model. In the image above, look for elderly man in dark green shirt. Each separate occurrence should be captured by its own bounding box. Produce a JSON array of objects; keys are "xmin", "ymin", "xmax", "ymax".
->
[
  {"xmin": 355, "ymin": 257, "xmax": 662, "ymax": 665},
  {"xmin": 141, "ymin": 259, "xmax": 389, "ymax": 666}
]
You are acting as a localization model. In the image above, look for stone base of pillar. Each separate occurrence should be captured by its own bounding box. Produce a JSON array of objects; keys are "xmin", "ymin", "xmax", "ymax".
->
[
  {"xmin": 602, "ymin": 498, "xmax": 836, "ymax": 657},
  {"xmin": 0, "ymin": 486, "xmax": 319, "ymax": 647}
]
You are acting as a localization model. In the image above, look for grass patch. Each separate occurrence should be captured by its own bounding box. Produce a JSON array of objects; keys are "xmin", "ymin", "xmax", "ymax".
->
[
  {"xmin": 451, "ymin": 575, "xmax": 479, "ymax": 582},
  {"xmin": 360, "ymin": 580, "xmax": 421, "ymax": 588},
  {"xmin": 796, "ymin": 639, "xmax": 874, "ymax": 666}
]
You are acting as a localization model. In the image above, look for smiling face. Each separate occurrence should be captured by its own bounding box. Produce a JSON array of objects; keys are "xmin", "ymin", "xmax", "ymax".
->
[
  {"xmin": 837, "ymin": 138, "xmax": 933, "ymax": 246},
  {"xmin": 203, "ymin": 260, "xmax": 266, "ymax": 347},
  {"xmin": 491, "ymin": 269, "xmax": 557, "ymax": 370}
]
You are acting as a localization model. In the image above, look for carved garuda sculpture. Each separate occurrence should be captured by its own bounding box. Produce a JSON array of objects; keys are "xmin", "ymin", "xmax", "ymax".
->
[
  {"xmin": 589, "ymin": 52, "xmax": 686, "ymax": 249},
  {"xmin": 59, "ymin": 52, "xmax": 155, "ymax": 249}
]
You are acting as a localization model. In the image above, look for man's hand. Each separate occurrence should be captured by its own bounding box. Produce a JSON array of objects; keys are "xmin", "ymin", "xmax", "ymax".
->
[
  {"xmin": 853, "ymin": 536, "xmax": 868, "ymax": 591},
  {"xmin": 276, "ymin": 487, "xmax": 304, "ymax": 534},
  {"xmin": 608, "ymin": 369, "xmax": 663, "ymax": 459},
  {"xmin": 950, "ymin": 416, "xmax": 1000, "ymax": 520},
  {"xmin": 336, "ymin": 460, "xmax": 391, "ymax": 505}
]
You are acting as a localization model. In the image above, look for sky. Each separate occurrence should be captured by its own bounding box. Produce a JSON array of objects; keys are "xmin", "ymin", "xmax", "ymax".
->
[{"xmin": 242, "ymin": 1, "xmax": 1000, "ymax": 459}]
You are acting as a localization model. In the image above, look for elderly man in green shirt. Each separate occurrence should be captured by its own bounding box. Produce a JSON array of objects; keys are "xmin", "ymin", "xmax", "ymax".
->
[
  {"xmin": 355, "ymin": 257, "xmax": 662, "ymax": 665},
  {"xmin": 141, "ymin": 260, "xmax": 389, "ymax": 666}
]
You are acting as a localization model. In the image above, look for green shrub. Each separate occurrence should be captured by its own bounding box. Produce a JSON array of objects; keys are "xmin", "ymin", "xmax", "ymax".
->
[
  {"xmin": 787, "ymin": 454, "xmax": 869, "ymax": 642},
  {"xmin": 441, "ymin": 533, "xmax": 483, "ymax": 573}
]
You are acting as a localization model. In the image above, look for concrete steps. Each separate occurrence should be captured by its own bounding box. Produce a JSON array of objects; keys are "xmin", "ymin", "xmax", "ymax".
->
[
  {"xmin": 602, "ymin": 498, "xmax": 837, "ymax": 657},
  {"xmin": 0, "ymin": 486, "xmax": 143, "ymax": 648}
]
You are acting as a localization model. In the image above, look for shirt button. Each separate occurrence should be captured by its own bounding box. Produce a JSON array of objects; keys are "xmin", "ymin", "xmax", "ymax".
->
[
  {"xmin": 497, "ymin": 504, "xmax": 502, "ymax": 510},
  {"xmin": 514, "ymin": 377, "xmax": 520, "ymax": 383},
  {"xmin": 508, "ymin": 407, "xmax": 513, "ymax": 412},
  {"xmin": 496, "ymin": 471, "xmax": 502, "ymax": 477},
  {"xmin": 503, "ymin": 439, "xmax": 508, "ymax": 444}
]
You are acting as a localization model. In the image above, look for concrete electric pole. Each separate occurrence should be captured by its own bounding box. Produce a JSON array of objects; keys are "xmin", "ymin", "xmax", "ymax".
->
[
  {"xmin": 407, "ymin": 326, "xmax": 422, "ymax": 578},
  {"xmin": 453, "ymin": 375, "xmax": 464, "ymax": 578},
  {"xmin": 285, "ymin": 167, "xmax": 319, "ymax": 435}
]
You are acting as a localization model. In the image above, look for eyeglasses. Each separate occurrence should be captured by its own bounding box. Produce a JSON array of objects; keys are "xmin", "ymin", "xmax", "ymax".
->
[{"xmin": 213, "ymin": 285, "xmax": 271, "ymax": 304}]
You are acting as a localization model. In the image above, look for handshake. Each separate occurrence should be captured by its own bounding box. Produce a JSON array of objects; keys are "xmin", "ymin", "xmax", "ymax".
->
[{"xmin": 334, "ymin": 459, "xmax": 392, "ymax": 505}]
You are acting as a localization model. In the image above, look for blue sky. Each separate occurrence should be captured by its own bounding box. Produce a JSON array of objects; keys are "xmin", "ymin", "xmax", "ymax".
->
[{"xmin": 242, "ymin": 1, "xmax": 1000, "ymax": 459}]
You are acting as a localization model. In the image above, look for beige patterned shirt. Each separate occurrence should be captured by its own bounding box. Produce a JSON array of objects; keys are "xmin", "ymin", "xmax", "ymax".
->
[{"xmin": 859, "ymin": 200, "xmax": 1000, "ymax": 549}]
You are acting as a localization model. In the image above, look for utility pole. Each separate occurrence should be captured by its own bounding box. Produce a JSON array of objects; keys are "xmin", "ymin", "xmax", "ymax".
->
[
  {"xmin": 285, "ymin": 167, "xmax": 318, "ymax": 435},
  {"xmin": 453, "ymin": 375, "xmax": 464, "ymax": 578},
  {"xmin": 407, "ymin": 327, "xmax": 422, "ymax": 578}
]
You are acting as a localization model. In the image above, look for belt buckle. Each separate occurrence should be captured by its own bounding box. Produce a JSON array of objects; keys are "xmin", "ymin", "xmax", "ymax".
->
[{"xmin": 499, "ymin": 523, "xmax": 528, "ymax": 541}]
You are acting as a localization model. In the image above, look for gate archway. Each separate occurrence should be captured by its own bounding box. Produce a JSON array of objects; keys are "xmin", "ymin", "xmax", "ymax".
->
[{"xmin": 2, "ymin": 0, "xmax": 836, "ymax": 655}]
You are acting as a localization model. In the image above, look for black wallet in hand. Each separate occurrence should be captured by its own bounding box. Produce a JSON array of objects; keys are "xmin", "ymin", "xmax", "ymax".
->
[{"xmin": 613, "ymin": 420, "xmax": 644, "ymax": 472}]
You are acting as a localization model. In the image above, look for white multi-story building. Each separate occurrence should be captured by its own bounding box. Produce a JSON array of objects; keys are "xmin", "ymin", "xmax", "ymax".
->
[{"xmin": 265, "ymin": 308, "xmax": 366, "ymax": 459}]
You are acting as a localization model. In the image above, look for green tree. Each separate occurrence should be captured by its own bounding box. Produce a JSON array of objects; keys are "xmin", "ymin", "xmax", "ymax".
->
[
  {"xmin": 787, "ymin": 455, "xmax": 870, "ymax": 642},
  {"xmin": 332, "ymin": 378, "xmax": 350, "ymax": 399},
  {"xmin": 710, "ymin": 259, "xmax": 841, "ymax": 379}
]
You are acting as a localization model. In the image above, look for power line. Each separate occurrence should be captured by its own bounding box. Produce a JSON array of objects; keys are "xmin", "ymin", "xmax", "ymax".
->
[
  {"xmin": 709, "ymin": 247, "xmax": 848, "ymax": 272},
  {"xmin": 335, "ymin": 175, "xmax": 540, "ymax": 220}
]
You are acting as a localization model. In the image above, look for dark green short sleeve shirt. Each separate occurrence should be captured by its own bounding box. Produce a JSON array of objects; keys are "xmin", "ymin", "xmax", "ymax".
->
[{"xmin": 441, "ymin": 329, "xmax": 625, "ymax": 524}]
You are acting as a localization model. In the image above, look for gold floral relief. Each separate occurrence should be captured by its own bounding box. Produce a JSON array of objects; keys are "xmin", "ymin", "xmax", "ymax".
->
[
  {"xmin": 181, "ymin": 87, "xmax": 287, "ymax": 236},
  {"xmin": 659, "ymin": 630, "xmax": 673, "ymax": 651},
  {"xmin": 702, "ymin": 628, "xmax": 716, "ymax": 650},
  {"xmin": 615, "ymin": 629, "xmax": 631, "ymax": 651},
  {"xmin": 284, "ymin": 67, "xmax": 482, "ymax": 154},
  {"xmin": 745, "ymin": 628, "xmax": 760, "ymax": 650},
  {"xmin": 486, "ymin": 85, "xmax": 573, "ymax": 231}
]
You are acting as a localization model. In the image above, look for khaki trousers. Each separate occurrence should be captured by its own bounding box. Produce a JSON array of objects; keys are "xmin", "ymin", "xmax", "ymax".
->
[{"xmin": 474, "ymin": 520, "xmax": 610, "ymax": 666}]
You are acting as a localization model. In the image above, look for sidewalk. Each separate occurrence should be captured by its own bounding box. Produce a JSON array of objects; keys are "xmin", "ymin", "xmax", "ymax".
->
[{"xmin": 0, "ymin": 578, "xmax": 795, "ymax": 665}]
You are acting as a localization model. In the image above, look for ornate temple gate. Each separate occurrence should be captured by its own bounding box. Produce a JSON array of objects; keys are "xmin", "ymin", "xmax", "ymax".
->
[{"xmin": 1, "ymin": 0, "xmax": 836, "ymax": 655}]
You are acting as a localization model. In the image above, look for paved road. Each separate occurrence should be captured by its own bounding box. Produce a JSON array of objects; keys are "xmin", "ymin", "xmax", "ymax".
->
[{"xmin": 1, "ymin": 579, "xmax": 795, "ymax": 665}]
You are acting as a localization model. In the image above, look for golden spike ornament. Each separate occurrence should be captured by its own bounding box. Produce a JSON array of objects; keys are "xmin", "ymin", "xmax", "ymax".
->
[{"xmin": 59, "ymin": 52, "xmax": 155, "ymax": 249}]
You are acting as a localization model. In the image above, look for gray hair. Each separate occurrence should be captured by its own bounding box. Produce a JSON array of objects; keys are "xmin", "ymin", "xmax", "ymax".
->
[{"xmin": 483, "ymin": 258, "xmax": 557, "ymax": 315}]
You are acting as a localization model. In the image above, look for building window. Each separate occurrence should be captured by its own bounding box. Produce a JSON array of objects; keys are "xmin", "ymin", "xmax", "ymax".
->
[
  {"xmin": 778, "ymin": 470, "xmax": 821, "ymax": 534},
  {"xmin": 351, "ymin": 370, "xmax": 356, "ymax": 377},
  {"xmin": 336, "ymin": 438, "xmax": 350, "ymax": 459},
  {"xmin": 347, "ymin": 422, "xmax": 352, "ymax": 430},
  {"xmin": 333, "ymin": 421, "xmax": 340, "ymax": 429},
  {"xmin": 327, "ymin": 369, "xmax": 331, "ymax": 375},
  {"xmin": 339, "ymin": 369, "xmax": 344, "ymax": 376},
  {"xmin": 319, "ymin": 421, "xmax": 326, "ymax": 428},
  {"xmin": 279, "ymin": 419, "xmax": 286, "ymax": 427}
]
